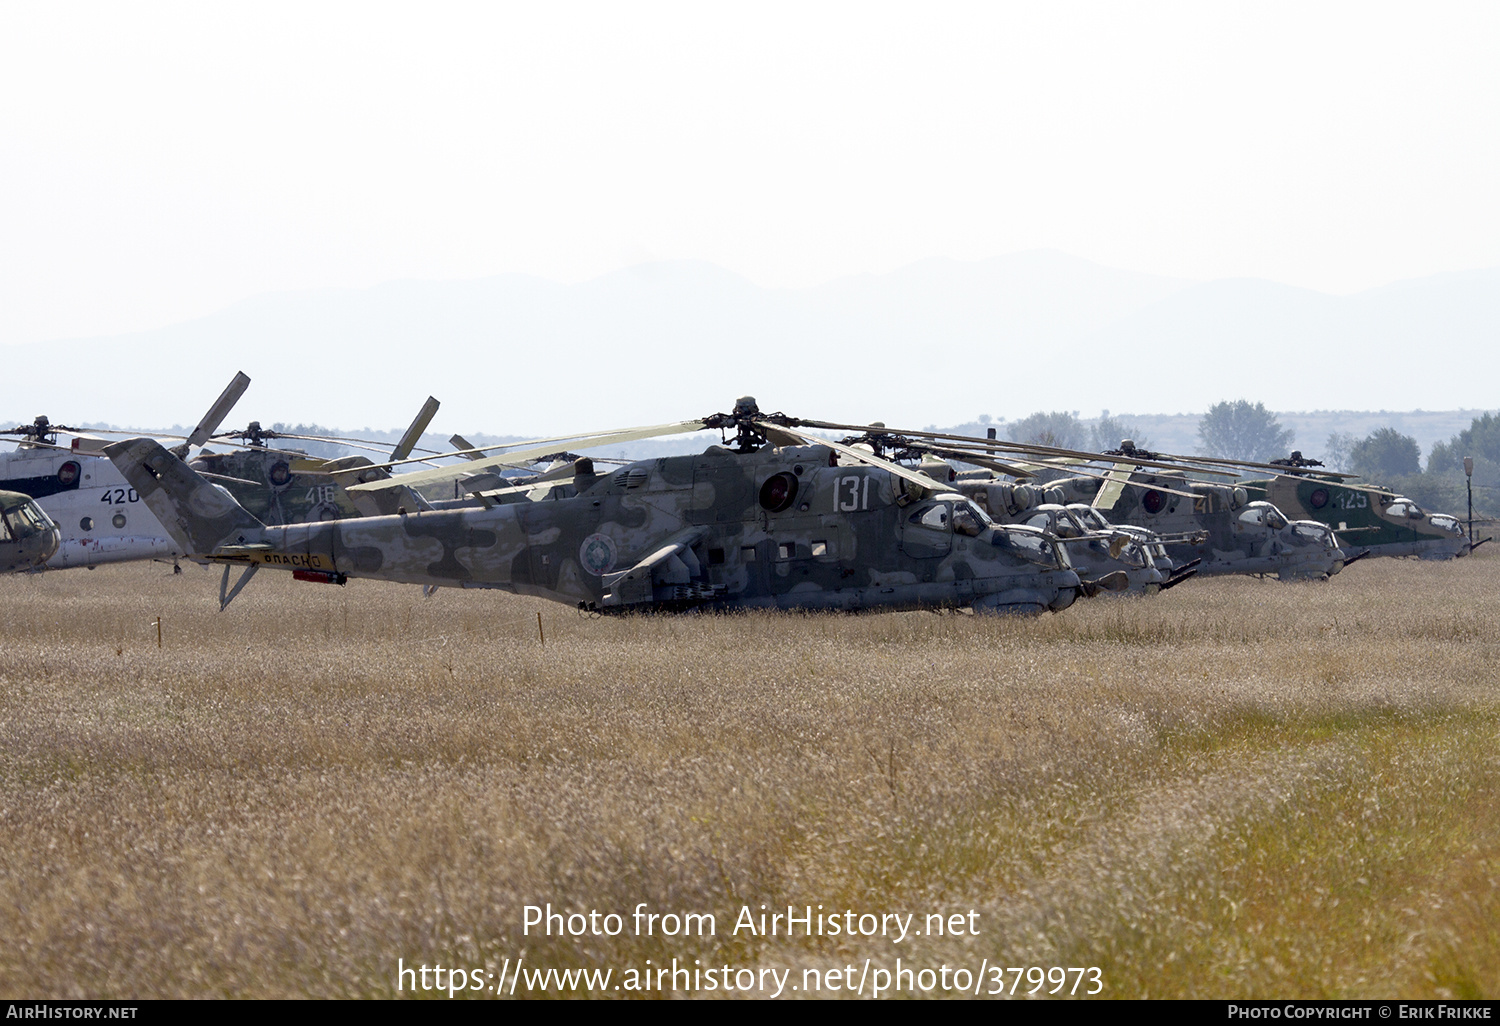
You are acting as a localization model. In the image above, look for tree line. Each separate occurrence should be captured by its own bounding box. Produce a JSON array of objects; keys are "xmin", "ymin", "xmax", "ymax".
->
[{"xmin": 994, "ymin": 401, "xmax": 1497, "ymax": 515}]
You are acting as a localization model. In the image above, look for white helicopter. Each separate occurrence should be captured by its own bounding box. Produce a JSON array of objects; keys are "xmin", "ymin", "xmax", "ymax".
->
[{"xmin": 0, "ymin": 374, "xmax": 251, "ymax": 570}]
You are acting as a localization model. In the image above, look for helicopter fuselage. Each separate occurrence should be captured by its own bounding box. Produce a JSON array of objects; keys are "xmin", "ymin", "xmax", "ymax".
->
[
  {"xmin": 0, "ymin": 489, "xmax": 61, "ymax": 573},
  {"xmin": 0, "ymin": 442, "xmax": 183, "ymax": 570},
  {"xmin": 1244, "ymin": 476, "xmax": 1470, "ymax": 560},
  {"xmin": 110, "ymin": 438, "xmax": 1085, "ymax": 615}
]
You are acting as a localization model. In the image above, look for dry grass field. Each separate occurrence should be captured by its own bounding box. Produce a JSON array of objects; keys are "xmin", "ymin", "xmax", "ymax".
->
[{"xmin": 2, "ymin": 550, "xmax": 1498, "ymax": 999}]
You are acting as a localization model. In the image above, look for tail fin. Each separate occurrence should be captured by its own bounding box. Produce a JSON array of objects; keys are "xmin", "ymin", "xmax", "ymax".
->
[
  {"xmin": 320, "ymin": 456, "xmax": 433, "ymax": 517},
  {"xmin": 104, "ymin": 438, "xmax": 266, "ymax": 555}
]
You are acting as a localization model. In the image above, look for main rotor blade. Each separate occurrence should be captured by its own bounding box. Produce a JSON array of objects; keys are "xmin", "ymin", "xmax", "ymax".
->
[
  {"xmin": 791, "ymin": 418, "xmax": 1240, "ymax": 478},
  {"xmin": 930, "ymin": 436, "xmax": 1242, "ymax": 479},
  {"xmin": 998, "ymin": 457, "xmax": 1201, "ymax": 501},
  {"xmin": 449, "ymin": 434, "xmax": 485, "ymax": 460},
  {"xmin": 1122, "ymin": 447, "xmax": 1360, "ymax": 480},
  {"xmin": 391, "ymin": 396, "xmax": 441, "ymax": 463},
  {"xmin": 1094, "ymin": 466, "xmax": 1130, "ymax": 510},
  {"xmin": 183, "ymin": 372, "xmax": 251, "ymax": 450},
  {"xmin": 768, "ymin": 422, "xmax": 954, "ymax": 495},
  {"xmin": 924, "ymin": 448, "xmax": 1036, "ymax": 479},
  {"xmin": 348, "ymin": 419, "xmax": 709, "ymax": 492}
]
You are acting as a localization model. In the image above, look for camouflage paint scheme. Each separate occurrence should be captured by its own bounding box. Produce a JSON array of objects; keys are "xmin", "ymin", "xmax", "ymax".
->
[
  {"xmin": 1242, "ymin": 476, "xmax": 1469, "ymax": 560},
  {"xmin": 190, "ymin": 448, "xmax": 366, "ymax": 524},
  {"xmin": 0, "ymin": 489, "xmax": 60, "ymax": 573},
  {"xmin": 961, "ymin": 494, "xmax": 1167, "ymax": 596},
  {"xmin": 105, "ymin": 438, "xmax": 1085, "ymax": 615},
  {"xmin": 1040, "ymin": 470, "xmax": 1348, "ymax": 580}
]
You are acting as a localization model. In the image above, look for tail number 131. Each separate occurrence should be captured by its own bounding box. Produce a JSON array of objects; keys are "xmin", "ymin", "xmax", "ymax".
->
[{"xmin": 834, "ymin": 475, "xmax": 872, "ymax": 512}]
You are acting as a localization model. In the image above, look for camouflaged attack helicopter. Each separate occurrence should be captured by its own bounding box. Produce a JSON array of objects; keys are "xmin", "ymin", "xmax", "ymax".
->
[
  {"xmin": 187, "ymin": 396, "xmax": 444, "ymax": 525},
  {"xmin": 816, "ymin": 428, "xmax": 1347, "ymax": 582},
  {"xmin": 103, "ymin": 398, "xmax": 1090, "ymax": 615},
  {"xmin": 1035, "ymin": 442, "xmax": 1349, "ymax": 580},
  {"xmin": 822, "ymin": 428, "xmax": 1195, "ymax": 597},
  {"xmin": 0, "ymin": 490, "xmax": 60, "ymax": 573},
  {"xmin": 1239, "ymin": 452, "xmax": 1472, "ymax": 561}
]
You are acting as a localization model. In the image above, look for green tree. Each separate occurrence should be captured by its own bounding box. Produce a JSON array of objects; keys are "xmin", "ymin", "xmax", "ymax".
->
[
  {"xmin": 1323, "ymin": 431, "xmax": 1358, "ymax": 472},
  {"xmin": 1417, "ymin": 411, "xmax": 1500, "ymax": 516},
  {"xmin": 1007, "ymin": 411, "xmax": 1085, "ymax": 450},
  {"xmin": 1196, "ymin": 401, "xmax": 1294, "ymax": 462},
  {"xmin": 1349, "ymin": 428, "xmax": 1421, "ymax": 479},
  {"xmin": 1090, "ymin": 411, "xmax": 1151, "ymax": 453}
]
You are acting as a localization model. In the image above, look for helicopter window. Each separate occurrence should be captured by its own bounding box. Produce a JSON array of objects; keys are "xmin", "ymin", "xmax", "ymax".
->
[
  {"xmin": 1309, "ymin": 488, "xmax": 1330, "ymax": 509},
  {"xmin": 951, "ymin": 505, "xmax": 983, "ymax": 537},
  {"xmin": 991, "ymin": 528, "xmax": 1060, "ymax": 568},
  {"xmin": 57, "ymin": 461, "xmax": 80, "ymax": 486},
  {"xmin": 0, "ymin": 515, "xmax": 11, "ymax": 542},
  {"xmin": 1073, "ymin": 507, "xmax": 1111, "ymax": 532},
  {"xmin": 811, "ymin": 540, "xmax": 829, "ymax": 557},
  {"xmin": 112, "ymin": 513, "xmax": 127, "ymax": 529},
  {"xmin": 80, "ymin": 516, "xmax": 94, "ymax": 532},
  {"xmin": 741, "ymin": 546, "xmax": 757, "ymax": 562},
  {"xmin": 1386, "ymin": 500, "xmax": 1423, "ymax": 519},
  {"xmin": 1055, "ymin": 516, "xmax": 1085, "ymax": 539},
  {"xmin": 1237, "ymin": 507, "xmax": 1264, "ymax": 525},
  {"xmin": 778, "ymin": 542, "xmax": 796, "ymax": 559},
  {"xmin": 909, "ymin": 504, "xmax": 949, "ymax": 530},
  {"xmin": 1141, "ymin": 489, "xmax": 1167, "ymax": 515},
  {"xmin": 1023, "ymin": 513, "xmax": 1051, "ymax": 531}
]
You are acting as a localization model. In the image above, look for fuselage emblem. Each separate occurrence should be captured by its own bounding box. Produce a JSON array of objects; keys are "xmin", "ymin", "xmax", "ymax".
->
[{"xmin": 579, "ymin": 533, "xmax": 617, "ymax": 575}]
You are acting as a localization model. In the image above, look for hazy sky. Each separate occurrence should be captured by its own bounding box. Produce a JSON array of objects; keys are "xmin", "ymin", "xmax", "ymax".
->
[{"xmin": 3, "ymin": 2, "xmax": 1499, "ymax": 349}]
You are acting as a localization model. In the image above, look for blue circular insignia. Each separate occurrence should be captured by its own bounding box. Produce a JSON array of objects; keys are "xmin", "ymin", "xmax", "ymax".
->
[{"xmin": 579, "ymin": 533, "xmax": 617, "ymax": 575}]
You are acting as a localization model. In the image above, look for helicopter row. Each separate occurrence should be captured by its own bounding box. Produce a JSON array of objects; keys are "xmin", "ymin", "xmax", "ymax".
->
[
  {"xmin": 0, "ymin": 373, "xmax": 444, "ymax": 572},
  {"xmin": 6, "ymin": 385, "xmax": 1481, "ymax": 619}
]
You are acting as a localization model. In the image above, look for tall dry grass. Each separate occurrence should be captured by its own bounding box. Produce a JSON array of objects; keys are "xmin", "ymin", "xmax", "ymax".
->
[{"xmin": 1, "ymin": 550, "xmax": 1497, "ymax": 998}]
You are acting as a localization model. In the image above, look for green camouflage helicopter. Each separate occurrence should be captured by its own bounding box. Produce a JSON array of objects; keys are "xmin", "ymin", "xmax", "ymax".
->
[
  {"xmin": 187, "ymin": 395, "xmax": 443, "ymax": 525},
  {"xmin": 103, "ymin": 398, "xmax": 1092, "ymax": 616},
  {"xmin": 1238, "ymin": 452, "xmax": 1471, "ymax": 560},
  {"xmin": 0, "ymin": 490, "xmax": 60, "ymax": 573}
]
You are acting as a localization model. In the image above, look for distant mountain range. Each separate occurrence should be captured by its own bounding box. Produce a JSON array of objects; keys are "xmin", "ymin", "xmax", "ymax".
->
[{"xmin": 4, "ymin": 250, "xmax": 1497, "ymax": 443}]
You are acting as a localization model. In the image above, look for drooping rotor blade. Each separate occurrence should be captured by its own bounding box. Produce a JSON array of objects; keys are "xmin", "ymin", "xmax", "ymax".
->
[
  {"xmin": 767, "ymin": 422, "xmax": 954, "ymax": 495},
  {"xmin": 348, "ymin": 419, "xmax": 710, "ymax": 493},
  {"xmin": 1093, "ymin": 465, "xmax": 1131, "ymax": 510},
  {"xmin": 1134, "ymin": 448, "xmax": 1360, "ymax": 480},
  {"xmin": 391, "ymin": 396, "xmax": 441, "ymax": 463},
  {"xmin": 1000, "ymin": 457, "xmax": 1200, "ymax": 501},
  {"xmin": 790, "ymin": 417, "xmax": 1241, "ymax": 478},
  {"xmin": 177, "ymin": 372, "xmax": 251, "ymax": 454},
  {"xmin": 936, "ymin": 437, "xmax": 1242, "ymax": 480},
  {"xmin": 916, "ymin": 446, "xmax": 1036, "ymax": 479},
  {"xmin": 212, "ymin": 432, "xmax": 395, "ymax": 457},
  {"xmin": 450, "ymin": 434, "xmax": 485, "ymax": 460}
]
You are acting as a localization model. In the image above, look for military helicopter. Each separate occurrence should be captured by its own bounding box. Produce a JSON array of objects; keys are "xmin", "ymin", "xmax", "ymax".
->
[
  {"xmin": 103, "ymin": 398, "xmax": 1091, "ymax": 616},
  {"xmin": 188, "ymin": 396, "xmax": 443, "ymax": 524},
  {"xmin": 806, "ymin": 428, "xmax": 1349, "ymax": 582},
  {"xmin": 0, "ymin": 490, "xmax": 60, "ymax": 573},
  {"xmin": 1237, "ymin": 452, "xmax": 1471, "ymax": 560},
  {"xmin": 1039, "ymin": 464, "xmax": 1348, "ymax": 580},
  {"xmin": 1, "ymin": 372, "xmax": 449, "ymax": 571}
]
